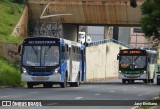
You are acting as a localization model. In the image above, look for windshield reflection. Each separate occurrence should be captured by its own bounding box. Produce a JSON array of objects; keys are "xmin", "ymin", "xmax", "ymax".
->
[
  {"xmin": 23, "ymin": 46, "xmax": 59, "ymax": 66},
  {"xmin": 120, "ymin": 56, "xmax": 146, "ymax": 69}
]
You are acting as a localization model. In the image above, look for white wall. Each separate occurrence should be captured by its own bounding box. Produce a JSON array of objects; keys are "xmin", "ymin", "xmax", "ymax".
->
[{"xmin": 86, "ymin": 42, "xmax": 128, "ymax": 81}]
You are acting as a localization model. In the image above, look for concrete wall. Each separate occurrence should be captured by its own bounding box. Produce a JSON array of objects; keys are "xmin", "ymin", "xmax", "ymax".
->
[
  {"xmin": 130, "ymin": 27, "xmax": 149, "ymax": 48},
  {"xmin": 86, "ymin": 42, "xmax": 127, "ymax": 81},
  {"xmin": 28, "ymin": 21, "xmax": 78, "ymax": 41},
  {"xmin": 118, "ymin": 27, "xmax": 130, "ymax": 45},
  {"xmin": 28, "ymin": 21, "xmax": 63, "ymax": 37},
  {"xmin": 0, "ymin": 43, "xmax": 20, "ymax": 62},
  {"xmin": 12, "ymin": 6, "xmax": 28, "ymax": 37},
  {"xmin": 62, "ymin": 24, "xmax": 78, "ymax": 41}
]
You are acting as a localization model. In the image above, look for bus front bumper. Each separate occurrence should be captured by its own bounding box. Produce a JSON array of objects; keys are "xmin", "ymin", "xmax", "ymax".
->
[
  {"xmin": 119, "ymin": 73, "xmax": 147, "ymax": 79},
  {"xmin": 21, "ymin": 73, "xmax": 61, "ymax": 82}
]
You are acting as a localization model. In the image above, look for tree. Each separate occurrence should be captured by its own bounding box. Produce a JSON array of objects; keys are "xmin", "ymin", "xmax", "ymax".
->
[{"xmin": 141, "ymin": 0, "xmax": 160, "ymax": 47}]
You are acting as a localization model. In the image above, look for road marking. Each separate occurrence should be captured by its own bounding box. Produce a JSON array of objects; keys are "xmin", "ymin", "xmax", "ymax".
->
[
  {"xmin": 29, "ymin": 91, "xmax": 38, "ymax": 93},
  {"xmin": 0, "ymin": 96, "xmax": 7, "ymax": 98},
  {"xmin": 133, "ymin": 87, "xmax": 137, "ymax": 88},
  {"xmin": 138, "ymin": 91, "xmax": 153, "ymax": 96},
  {"xmin": 74, "ymin": 97, "xmax": 83, "ymax": 100},
  {"xmin": 122, "ymin": 89, "xmax": 127, "ymax": 90},
  {"xmin": 109, "ymin": 91, "xmax": 115, "ymax": 93},
  {"xmin": 94, "ymin": 93, "xmax": 100, "ymax": 95}
]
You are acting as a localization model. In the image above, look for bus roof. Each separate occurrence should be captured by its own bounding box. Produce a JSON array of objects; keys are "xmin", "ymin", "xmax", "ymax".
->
[{"xmin": 146, "ymin": 50, "xmax": 157, "ymax": 54}]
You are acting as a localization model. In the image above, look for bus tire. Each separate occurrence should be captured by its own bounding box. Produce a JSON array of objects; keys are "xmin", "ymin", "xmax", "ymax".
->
[
  {"xmin": 69, "ymin": 83, "xmax": 74, "ymax": 87},
  {"xmin": 122, "ymin": 79, "xmax": 126, "ymax": 84},
  {"xmin": 74, "ymin": 73, "xmax": 80, "ymax": 87},
  {"xmin": 143, "ymin": 80, "xmax": 147, "ymax": 83},
  {"xmin": 131, "ymin": 80, "xmax": 134, "ymax": 84},
  {"xmin": 150, "ymin": 79, "xmax": 154, "ymax": 83},
  {"xmin": 60, "ymin": 74, "xmax": 67, "ymax": 88},
  {"xmin": 27, "ymin": 82, "xmax": 33, "ymax": 88}
]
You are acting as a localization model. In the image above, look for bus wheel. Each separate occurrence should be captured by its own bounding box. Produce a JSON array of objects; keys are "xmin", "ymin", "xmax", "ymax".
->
[
  {"xmin": 60, "ymin": 75, "xmax": 67, "ymax": 88},
  {"xmin": 74, "ymin": 74, "xmax": 80, "ymax": 87},
  {"xmin": 69, "ymin": 83, "xmax": 74, "ymax": 87},
  {"xmin": 122, "ymin": 79, "xmax": 126, "ymax": 84},
  {"xmin": 74, "ymin": 81, "xmax": 80, "ymax": 87},
  {"xmin": 143, "ymin": 80, "xmax": 147, "ymax": 83},
  {"xmin": 131, "ymin": 80, "xmax": 134, "ymax": 84},
  {"xmin": 27, "ymin": 82, "xmax": 33, "ymax": 88},
  {"xmin": 150, "ymin": 79, "xmax": 154, "ymax": 83}
]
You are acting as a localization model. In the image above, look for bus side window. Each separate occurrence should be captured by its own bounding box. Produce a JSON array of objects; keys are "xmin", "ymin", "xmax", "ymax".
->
[
  {"xmin": 65, "ymin": 44, "xmax": 68, "ymax": 52},
  {"xmin": 148, "ymin": 57, "xmax": 150, "ymax": 63},
  {"xmin": 62, "ymin": 46, "xmax": 65, "ymax": 52}
]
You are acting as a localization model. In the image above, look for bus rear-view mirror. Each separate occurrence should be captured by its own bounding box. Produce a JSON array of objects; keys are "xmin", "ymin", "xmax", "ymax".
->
[
  {"xmin": 117, "ymin": 55, "xmax": 119, "ymax": 60},
  {"xmin": 18, "ymin": 45, "xmax": 21, "ymax": 53}
]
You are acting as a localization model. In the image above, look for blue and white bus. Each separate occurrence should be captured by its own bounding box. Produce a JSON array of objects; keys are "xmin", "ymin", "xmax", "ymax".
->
[{"xmin": 18, "ymin": 37, "xmax": 86, "ymax": 88}]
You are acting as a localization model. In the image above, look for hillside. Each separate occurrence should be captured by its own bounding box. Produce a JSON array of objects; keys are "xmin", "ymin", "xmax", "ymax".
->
[
  {"xmin": 0, "ymin": 0, "xmax": 25, "ymax": 43},
  {"xmin": 0, "ymin": 0, "xmax": 25, "ymax": 87}
]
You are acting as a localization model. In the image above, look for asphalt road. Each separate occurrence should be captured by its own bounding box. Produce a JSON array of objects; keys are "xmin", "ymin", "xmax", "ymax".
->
[{"xmin": 0, "ymin": 79, "xmax": 160, "ymax": 109}]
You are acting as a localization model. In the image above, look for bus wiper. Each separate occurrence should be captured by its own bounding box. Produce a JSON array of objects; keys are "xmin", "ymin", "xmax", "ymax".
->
[
  {"xmin": 32, "ymin": 46, "xmax": 38, "ymax": 56},
  {"xmin": 134, "ymin": 56, "xmax": 139, "ymax": 61},
  {"xmin": 44, "ymin": 46, "xmax": 51, "ymax": 56}
]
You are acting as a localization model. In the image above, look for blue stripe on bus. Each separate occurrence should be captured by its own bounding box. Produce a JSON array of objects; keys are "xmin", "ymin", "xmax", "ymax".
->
[{"xmin": 60, "ymin": 61, "xmax": 67, "ymax": 82}]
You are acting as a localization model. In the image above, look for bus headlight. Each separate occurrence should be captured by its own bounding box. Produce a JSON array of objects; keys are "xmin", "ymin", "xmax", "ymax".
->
[
  {"xmin": 54, "ymin": 68, "xmax": 59, "ymax": 74},
  {"xmin": 143, "ymin": 71, "xmax": 146, "ymax": 74},
  {"xmin": 119, "ymin": 71, "xmax": 121, "ymax": 73},
  {"xmin": 22, "ymin": 67, "xmax": 27, "ymax": 75}
]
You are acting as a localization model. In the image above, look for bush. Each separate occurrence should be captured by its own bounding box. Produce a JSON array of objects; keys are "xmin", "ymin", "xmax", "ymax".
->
[
  {"xmin": 7, "ymin": 6, "xmax": 15, "ymax": 14},
  {"xmin": 0, "ymin": 56, "xmax": 21, "ymax": 86}
]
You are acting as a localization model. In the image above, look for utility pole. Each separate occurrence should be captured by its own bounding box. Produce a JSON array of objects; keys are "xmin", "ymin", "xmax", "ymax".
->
[
  {"xmin": 136, "ymin": 34, "xmax": 137, "ymax": 48},
  {"xmin": 148, "ymin": 37, "xmax": 151, "ymax": 50}
]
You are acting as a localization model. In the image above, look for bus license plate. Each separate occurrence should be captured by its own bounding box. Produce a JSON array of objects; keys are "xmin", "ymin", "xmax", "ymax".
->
[
  {"xmin": 35, "ymin": 77, "xmax": 45, "ymax": 81},
  {"xmin": 130, "ymin": 75, "xmax": 135, "ymax": 78}
]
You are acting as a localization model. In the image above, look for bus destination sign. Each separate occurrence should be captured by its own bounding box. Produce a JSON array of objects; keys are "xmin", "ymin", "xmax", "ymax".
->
[
  {"xmin": 122, "ymin": 50, "xmax": 143, "ymax": 54},
  {"xmin": 27, "ymin": 41, "xmax": 57, "ymax": 45}
]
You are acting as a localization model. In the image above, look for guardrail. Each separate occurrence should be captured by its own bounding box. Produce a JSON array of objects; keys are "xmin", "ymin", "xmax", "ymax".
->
[{"xmin": 88, "ymin": 38, "xmax": 131, "ymax": 48}]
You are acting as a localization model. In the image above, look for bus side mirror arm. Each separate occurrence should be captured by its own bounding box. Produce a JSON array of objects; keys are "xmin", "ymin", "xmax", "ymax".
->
[
  {"xmin": 18, "ymin": 44, "xmax": 22, "ymax": 53},
  {"xmin": 117, "ymin": 55, "xmax": 119, "ymax": 60}
]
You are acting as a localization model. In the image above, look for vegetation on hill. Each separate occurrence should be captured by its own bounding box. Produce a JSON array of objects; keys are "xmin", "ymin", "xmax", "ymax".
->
[
  {"xmin": 0, "ymin": 0, "xmax": 25, "ymax": 43},
  {"xmin": 0, "ymin": 56, "xmax": 21, "ymax": 87},
  {"xmin": 0, "ymin": 0, "xmax": 26, "ymax": 86}
]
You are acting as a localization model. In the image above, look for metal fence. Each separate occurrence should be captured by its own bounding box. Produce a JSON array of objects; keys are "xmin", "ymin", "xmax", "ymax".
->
[{"xmin": 88, "ymin": 38, "xmax": 131, "ymax": 48}]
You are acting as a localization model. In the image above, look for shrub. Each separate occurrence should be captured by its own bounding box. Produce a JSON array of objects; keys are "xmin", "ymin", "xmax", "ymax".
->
[{"xmin": 0, "ymin": 56, "xmax": 21, "ymax": 86}]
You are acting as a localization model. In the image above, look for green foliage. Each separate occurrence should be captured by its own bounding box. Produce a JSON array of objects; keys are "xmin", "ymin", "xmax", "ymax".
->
[
  {"xmin": 0, "ymin": 35, "xmax": 23, "ymax": 43},
  {"xmin": 0, "ymin": 1, "xmax": 24, "ymax": 36},
  {"xmin": 141, "ymin": 0, "xmax": 160, "ymax": 40},
  {"xmin": 0, "ymin": 56, "xmax": 21, "ymax": 87}
]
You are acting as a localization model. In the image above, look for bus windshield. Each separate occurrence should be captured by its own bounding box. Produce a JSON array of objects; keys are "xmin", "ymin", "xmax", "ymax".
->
[
  {"xmin": 120, "ymin": 56, "xmax": 146, "ymax": 69},
  {"xmin": 22, "ymin": 46, "xmax": 59, "ymax": 66}
]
